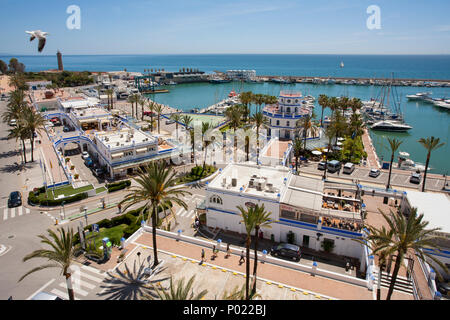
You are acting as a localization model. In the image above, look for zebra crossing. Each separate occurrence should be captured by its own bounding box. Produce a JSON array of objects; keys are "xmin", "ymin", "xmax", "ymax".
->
[
  {"xmin": 48, "ymin": 265, "xmax": 107, "ymax": 300},
  {"xmin": 176, "ymin": 195, "xmax": 205, "ymax": 219},
  {"xmin": 2, "ymin": 206, "xmax": 31, "ymax": 221}
]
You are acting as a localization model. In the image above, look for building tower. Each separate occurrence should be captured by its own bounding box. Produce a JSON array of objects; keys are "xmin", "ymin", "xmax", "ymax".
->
[{"xmin": 57, "ymin": 50, "xmax": 64, "ymax": 71}]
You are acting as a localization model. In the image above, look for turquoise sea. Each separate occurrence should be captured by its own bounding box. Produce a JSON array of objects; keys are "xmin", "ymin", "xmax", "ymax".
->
[{"xmin": 1, "ymin": 54, "xmax": 449, "ymax": 174}]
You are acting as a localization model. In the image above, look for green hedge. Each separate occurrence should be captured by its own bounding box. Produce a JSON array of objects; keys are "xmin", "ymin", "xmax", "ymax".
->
[
  {"xmin": 28, "ymin": 191, "xmax": 88, "ymax": 206},
  {"xmin": 106, "ymin": 180, "xmax": 131, "ymax": 193}
]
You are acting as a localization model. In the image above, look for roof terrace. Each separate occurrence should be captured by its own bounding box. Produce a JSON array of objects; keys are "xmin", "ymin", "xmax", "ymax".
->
[{"xmin": 95, "ymin": 128, "xmax": 157, "ymax": 151}]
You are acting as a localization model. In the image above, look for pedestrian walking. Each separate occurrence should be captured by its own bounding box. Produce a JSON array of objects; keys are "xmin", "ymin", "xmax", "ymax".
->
[
  {"xmin": 201, "ymin": 248, "xmax": 205, "ymax": 262},
  {"xmin": 225, "ymin": 243, "xmax": 231, "ymax": 258},
  {"xmin": 212, "ymin": 245, "xmax": 218, "ymax": 259},
  {"xmin": 118, "ymin": 203, "xmax": 122, "ymax": 214},
  {"xmin": 239, "ymin": 250, "xmax": 245, "ymax": 265}
]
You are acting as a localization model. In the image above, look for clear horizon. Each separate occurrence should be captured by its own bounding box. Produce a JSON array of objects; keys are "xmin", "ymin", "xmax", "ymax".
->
[{"xmin": 1, "ymin": 0, "xmax": 449, "ymax": 55}]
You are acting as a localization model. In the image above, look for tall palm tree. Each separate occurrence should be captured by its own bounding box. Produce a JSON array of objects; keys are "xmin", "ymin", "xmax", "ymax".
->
[
  {"xmin": 2, "ymin": 90, "xmax": 28, "ymax": 123},
  {"xmin": 105, "ymin": 89, "xmax": 114, "ymax": 111},
  {"xmin": 22, "ymin": 106, "xmax": 46, "ymax": 162},
  {"xmin": 138, "ymin": 98, "xmax": 147, "ymax": 121},
  {"xmin": 201, "ymin": 122, "xmax": 215, "ymax": 172},
  {"xmin": 8, "ymin": 74, "xmax": 28, "ymax": 91},
  {"xmin": 322, "ymin": 125, "xmax": 336, "ymax": 180},
  {"xmin": 19, "ymin": 228, "xmax": 77, "ymax": 300},
  {"xmin": 250, "ymin": 204, "xmax": 273, "ymax": 295},
  {"xmin": 386, "ymin": 138, "xmax": 403, "ymax": 190},
  {"xmin": 296, "ymin": 114, "xmax": 318, "ymax": 152},
  {"xmin": 170, "ymin": 113, "xmax": 182, "ymax": 140},
  {"xmin": 225, "ymin": 106, "xmax": 242, "ymax": 160},
  {"xmin": 237, "ymin": 205, "xmax": 257, "ymax": 300},
  {"xmin": 120, "ymin": 161, "xmax": 191, "ymax": 267},
  {"xmin": 239, "ymin": 91, "xmax": 254, "ymax": 122},
  {"xmin": 147, "ymin": 275, "xmax": 208, "ymax": 300},
  {"xmin": 358, "ymin": 208, "xmax": 448, "ymax": 300},
  {"xmin": 154, "ymin": 104, "xmax": 163, "ymax": 134},
  {"xmin": 252, "ymin": 94, "xmax": 265, "ymax": 113},
  {"xmin": 418, "ymin": 136, "xmax": 445, "ymax": 192},
  {"xmin": 8, "ymin": 124, "xmax": 29, "ymax": 163},
  {"xmin": 147, "ymin": 100, "xmax": 156, "ymax": 132},
  {"xmin": 128, "ymin": 94, "xmax": 140, "ymax": 119},
  {"xmin": 292, "ymin": 138, "xmax": 303, "ymax": 174},
  {"xmin": 181, "ymin": 115, "xmax": 194, "ymax": 162},
  {"xmin": 250, "ymin": 112, "xmax": 268, "ymax": 164},
  {"xmin": 317, "ymin": 94, "xmax": 329, "ymax": 127}
]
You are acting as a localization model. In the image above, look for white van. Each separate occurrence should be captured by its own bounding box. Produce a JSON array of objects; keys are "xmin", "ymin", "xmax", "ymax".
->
[{"xmin": 343, "ymin": 162, "xmax": 355, "ymax": 174}]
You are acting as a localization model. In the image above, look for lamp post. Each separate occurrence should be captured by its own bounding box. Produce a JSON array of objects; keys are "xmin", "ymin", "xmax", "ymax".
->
[{"xmin": 84, "ymin": 208, "xmax": 88, "ymax": 227}]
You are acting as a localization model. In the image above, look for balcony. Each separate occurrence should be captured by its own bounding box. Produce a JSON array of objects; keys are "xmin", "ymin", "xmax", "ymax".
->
[{"xmin": 263, "ymin": 105, "xmax": 310, "ymax": 119}]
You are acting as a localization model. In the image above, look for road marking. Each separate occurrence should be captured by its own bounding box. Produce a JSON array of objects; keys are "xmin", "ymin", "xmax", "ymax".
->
[
  {"xmin": 73, "ymin": 277, "xmax": 96, "ymax": 290},
  {"xmin": 81, "ymin": 265, "xmax": 104, "ymax": 275},
  {"xmin": 3, "ymin": 208, "xmax": 7, "ymax": 220},
  {"xmin": 25, "ymin": 208, "xmax": 30, "ymax": 214},
  {"xmin": 77, "ymin": 271, "xmax": 104, "ymax": 283},
  {"xmin": 59, "ymin": 282, "xmax": 89, "ymax": 296},
  {"xmin": 50, "ymin": 288, "xmax": 71, "ymax": 300},
  {"xmin": 26, "ymin": 278, "xmax": 56, "ymax": 300},
  {"xmin": 10, "ymin": 208, "xmax": 15, "ymax": 218},
  {"xmin": 185, "ymin": 210, "xmax": 194, "ymax": 218},
  {"xmin": 18, "ymin": 206, "xmax": 23, "ymax": 216},
  {"xmin": 180, "ymin": 210, "xmax": 189, "ymax": 217},
  {"xmin": 176, "ymin": 208, "xmax": 185, "ymax": 216}
]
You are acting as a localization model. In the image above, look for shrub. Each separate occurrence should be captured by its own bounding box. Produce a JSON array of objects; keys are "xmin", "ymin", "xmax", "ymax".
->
[
  {"xmin": 97, "ymin": 218, "xmax": 112, "ymax": 229},
  {"xmin": 70, "ymin": 165, "xmax": 75, "ymax": 170},
  {"xmin": 65, "ymin": 157, "xmax": 70, "ymax": 163},
  {"xmin": 74, "ymin": 174, "xmax": 79, "ymax": 179},
  {"xmin": 106, "ymin": 180, "xmax": 131, "ymax": 193},
  {"xmin": 110, "ymin": 213, "xmax": 135, "ymax": 227},
  {"xmin": 39, "ymin": 192, "xmax": 88, "ymax": 206},
  {"xmin": 123, "ymin": 223, "xmax": 141, "ymax": 238}
]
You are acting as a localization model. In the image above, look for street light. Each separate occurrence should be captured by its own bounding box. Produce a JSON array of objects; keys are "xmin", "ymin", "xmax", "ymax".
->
[
  {"xmin": 84, "ymin": 208, "xmax": 88, "ymax": 227},
  {"xmin": 61, "ymin": 201, "xmax": 66, "ymax": 220}
]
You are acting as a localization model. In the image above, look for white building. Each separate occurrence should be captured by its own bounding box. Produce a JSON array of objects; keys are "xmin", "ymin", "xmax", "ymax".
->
[
  {"xmin": 70, "ymin": 107, "xmax": 114, "ymax": 131},
  {"xmin": 225, "ymin": 70, "xmax": 256, "ymax": 81},
  {"xmin": 58, "ymin": 96, "xmax": 100, "ymax": 113},
  {"xmin": 401, "ymin": 191, "xmax": 450, "ymax": 280},
  {"xmin": 263, "ymin": 91, "xmax": 316, "ymax": 140},
  {"xmin": 205, "ymin": 163, "xmax": 365, "ymax": 261}
]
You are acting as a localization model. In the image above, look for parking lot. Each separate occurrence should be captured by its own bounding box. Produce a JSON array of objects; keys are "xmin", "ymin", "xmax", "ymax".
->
[{"xmin": 300, "ymin": 161, "xmax": 446, "ymax": 191}]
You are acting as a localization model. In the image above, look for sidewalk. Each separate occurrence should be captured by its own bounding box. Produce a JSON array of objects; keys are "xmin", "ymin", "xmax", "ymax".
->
[{"xmin": 130, "ymin": 231, "xmax": 413, "ymax": 300}]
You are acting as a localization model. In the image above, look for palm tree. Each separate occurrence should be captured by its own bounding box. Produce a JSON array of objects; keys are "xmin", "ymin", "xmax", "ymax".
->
[
  {"xmin": 386, "ymin": 138, "xmax": 403, "ymax": 190},
  {"xmin": 296, "ymin": 114, "xmax": 318, "ymax": 152},
  {"xmin": 252, "ymin": 94, "xmax": 265, "ymax": 113},
  {"xmin": 322, "ymin": 125, "xmax": 336, "ymax": 180},
  {"xmin": 154, "ymin": 104, "xmax": 163, "ymax": 134},
  {"xmin": 250, "ymin": 112, "xmax": 268, "ymax": 164},
  {"xmin": 2, "ymin": 90, "xmax": 28, "ymax": 123},
  {"xmin": 239, "ymin": 91, "xmax": 254, "ymax": 122},
  {"xmin": 128, "ymin": 94, "xmax": 140, "ymax": 119},
  {"xmin": 358, "ymin": 208, "xmax": 448, "ymax": 300},
  {"xmin": 418, "ymin": 136, "xmax": 445, "ymax": 192},
  {"xmin": 237, "ymin": 205, "xmax": 257, "ymax": 300},
  {"xmin": 225, "ymin": 106, "xmax": 242, "ymax": 160},
  {"xmin": 292, "ymin": 138, "xmax": 303, "ymax": 174},
  {"xmin": 222, "ymin": 284, "xmax": 261, "ymax": 300},
  {"xmin": 170, "ymin": 113, "xmax": 182, "ymax": 140},
  {"xmin": 120, "ymin": 161, "xmax": 191, "ymax": 267},
  {"xmin": 181, "ymin": 115, "xmax": 194, "ymax": 162},
  {"xmin": 22, "ymin": 106, "xmax": 46, "ymax": 162},
  {"xmin": 8, "ymin": 74, "xmax": 28, "ymax": 91},
  {"xmin": 138, "ymin": 98, "xmax": 147, "ymax": 121},
  {"xmin": 19, "ymin": 228, "xmax": 77, "ymax": 300},
  {"xmin": 147, "ymin": 100, "xmax": 156, "ymax": 132},
  {"xmin": 317, "ymin": 94, "xmax": 329, "ymax": 127},
  {"xmin": 105, "ymin": 89, "xmax": 114, "ymax": 111},
  {"xmin": 8, "ymin": 124, "xmax": 29, "ymax": 163},
  {"xmin": 147, "ymin": 275, "xmax": 208, "ymax": 300},
  {"xmin": 201, "ymin": 122, "xmax": 215, "ymax": 172},
  {"xmin": 250, "ymin": 204, "xmax": 273, "ymax": 295}
]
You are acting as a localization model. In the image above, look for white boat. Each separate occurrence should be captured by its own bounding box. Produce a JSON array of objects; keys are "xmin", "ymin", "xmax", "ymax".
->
[
  {"xmin": 340, "ymin": 61, "xmax": 344, "ymax": 68},
  {"xmin": 433, "ymin": 99, "xmax": 450, "ymax": 110},
  {"xmin": 406, "ymin": 92, "xmax": 433, "ymax": 102},
  {"xmin": 371, "ymin": 120, "xmax": 412, "ymax": 132},
  {"xmin": 395, "ymin": 152, "xmax": 428, "ymax": 172}
]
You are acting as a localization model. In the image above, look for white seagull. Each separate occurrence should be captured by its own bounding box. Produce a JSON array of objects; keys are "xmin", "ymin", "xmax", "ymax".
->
[{"xmin": 25, "ymin": 30, "xmax": 49, "ymax": 52}]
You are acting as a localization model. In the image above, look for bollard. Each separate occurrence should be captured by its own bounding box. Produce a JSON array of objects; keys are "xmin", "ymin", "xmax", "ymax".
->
[
  {"xmin": 311, "ymin": 261, "xmax": 317, "ymax": 276},
  {"xmin": 217, "ymin": 239, "xmax": 222, "ymax": 251},
  {"xmin": 55, "ymin": 218, "xmax": 58, "ymax": 225},
  {"xmin": 177, "ymin": 229, "xmax": 182, "ymax": 241},
  {"xmin": 262, "ymin": 250, "xmax": 267, "ymax": 264}
]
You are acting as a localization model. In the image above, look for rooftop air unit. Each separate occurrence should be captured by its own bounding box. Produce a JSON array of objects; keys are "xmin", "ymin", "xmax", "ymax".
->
[
  {"xmin": 249, "ymin": 178, "xmax": 255, "ymax": 187},
  {"xmin": 231, "ymin": 178, "xmax": 237, "ymax": 187}
]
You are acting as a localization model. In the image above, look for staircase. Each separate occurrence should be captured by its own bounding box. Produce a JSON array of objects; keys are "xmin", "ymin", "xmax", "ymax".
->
[{"xmin": 373, "ymin": 269, "xmax": 414, "ymax": 295}]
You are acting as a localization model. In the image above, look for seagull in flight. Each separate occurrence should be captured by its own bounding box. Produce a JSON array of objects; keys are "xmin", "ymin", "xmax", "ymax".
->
[{"xmin": 25, "ymin": 30, "xmax": 49, "ymax": 52}]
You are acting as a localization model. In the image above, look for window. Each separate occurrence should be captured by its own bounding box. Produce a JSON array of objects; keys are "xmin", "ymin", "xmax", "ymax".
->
[
  {"xmin": 286, "ymin": 121, "xmax": 290, "ymax": 126},
  {"xmin": 295, "ymin": 99, "xmax": 298, "ymax": 103},
  {"xmin": 276, "ymin": 120, "xmax": 280, "ymax": 126},
  {"xmin": 287, "ymin": 99, "xmax": 291, "ymax": 103},
  {"xmin": 209, "ymin": 195, "xmax": 223, "ymax": 205},
  {"xmin": 287, "ymin": 107, "xmax": 291, "ymax": 113},
  {"xmin": 124, "ymin": 151, "xmax": 133, "ymax": 157}
]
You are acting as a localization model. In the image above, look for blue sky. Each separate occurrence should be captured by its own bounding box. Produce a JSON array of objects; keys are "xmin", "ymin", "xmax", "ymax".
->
[{"xmin": 1, "ymin": 0, "xmax": 450, "ymax": 55}]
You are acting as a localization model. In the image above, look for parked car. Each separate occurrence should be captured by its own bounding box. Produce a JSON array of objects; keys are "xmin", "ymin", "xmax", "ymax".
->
[
  {"xmin": 84, "ymin": 157, "xmax": 93, "ymax": 167},
  {"xmin": 8, "ymin": 191, "xmax": 22, "ymax": 208},
  {"xmin": 436, "ymin": 279, "xmax": 450, "ymax": 297},
  {"xmin": 82, "ymin": 151, "xmax": 90, "ymax": 160},
  {"xmin": 9, "ymin": 119, "xmax": 17, "ymax": 126},
  {"xmin": 317, "ymin": 161, "xmax": 327, "ymax": 170},
  {"xmin": 327, "ymin": 160, "xmax": 342, "ymax": 173},
  {"xmin": 93, "ymin": 168, "xmax": 104, "ymax": 177},
  {"xmin": 31, "ymin": 291, "xmax": 64, "ymax": 300},
  {"xmin": 270, "ymin": 243, "xmax": 301, "ymax": 262},
  {"xmin": 63, "ymin": 126, "xmax": 70, "ymax": 132},
  {"xmin": 410, "ymin": 173, "xmax": 422, "ymax": 184},
  {"xmin": 343, "ymin": 162, "xmax": 355, "ymax": 174},
  {"xmin": 165, "ymin": 119, "xmax": 175, "ymax": 125},
  {"xmin": 369, "ymin": 168, "xmax": 381, "ymax": 178}
]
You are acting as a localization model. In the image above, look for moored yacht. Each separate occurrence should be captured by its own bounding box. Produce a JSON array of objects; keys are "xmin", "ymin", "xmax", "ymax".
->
[
  {"xmin": 406, "ymin": 92, "xmax": 433, "ymax": 102},
  {"xmin": 371, "ymin": 120, "xmax": 412, "ymax": 132}
]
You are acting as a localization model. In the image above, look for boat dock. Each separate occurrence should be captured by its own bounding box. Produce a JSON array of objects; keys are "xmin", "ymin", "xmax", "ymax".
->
[
  {"xmin": 198, "ymin": 95, "xmax": 240, "ymax": 114},
  {"xmin": 257, "ymin": 75, "xmax": 450, "ymax": 88}
]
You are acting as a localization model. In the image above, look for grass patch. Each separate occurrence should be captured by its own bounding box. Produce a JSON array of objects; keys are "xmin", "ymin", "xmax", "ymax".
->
[
  {"xmin": 37, "ymin": 184, "xmax": 94, "ymax": 201},
  {"xmin": 175, "ymin": 165, "xmax": 217, "ymax": 185},
  {"xmin": 85, "ymin": 224, "xmax": 128, "ymax": 249},
  {"xmin": 95, "ymin": 186, "xmax": 107, "ymax": 194}
]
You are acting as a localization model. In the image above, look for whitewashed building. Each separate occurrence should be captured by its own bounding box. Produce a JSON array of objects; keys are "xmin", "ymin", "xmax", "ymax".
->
[{"xmin": 205, "ymin": 163, "xmax": 365, "ymax": 261}]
